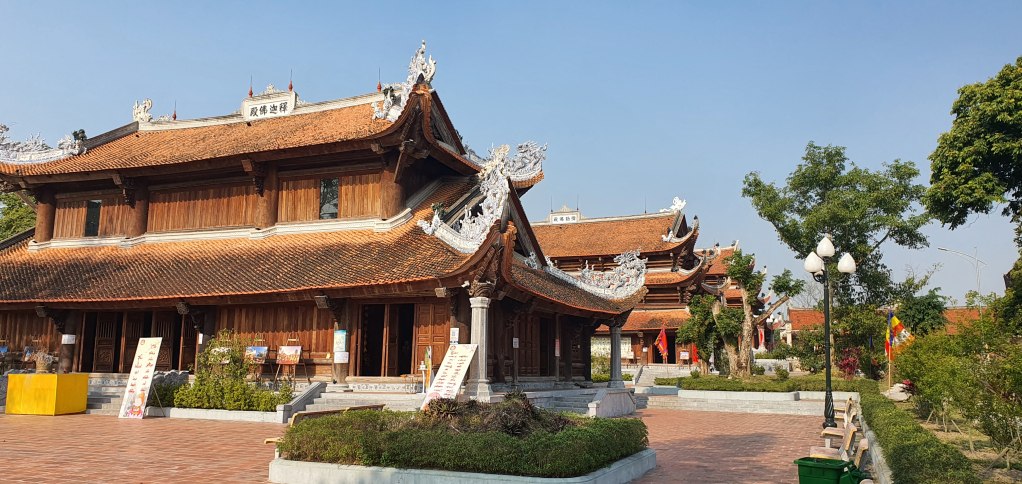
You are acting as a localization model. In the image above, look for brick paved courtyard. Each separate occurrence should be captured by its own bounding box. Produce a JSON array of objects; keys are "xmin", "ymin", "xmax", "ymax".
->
[{"xmin": 0, "ymin": 409, "xmax": 821, "ymax": 483}]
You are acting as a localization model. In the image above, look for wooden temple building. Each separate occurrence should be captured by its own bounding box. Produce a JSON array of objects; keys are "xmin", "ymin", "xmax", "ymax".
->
[
  {"xmin": 0, "ymin": 42, "xmax": 647, "ymax": 398},
  {"xmin": 531, "ymin": 203, "xmax": 770, "ymax": 369}
]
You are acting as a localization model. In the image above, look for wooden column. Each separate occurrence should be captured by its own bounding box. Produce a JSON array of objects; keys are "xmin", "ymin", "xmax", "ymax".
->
[
  {"xmin": 60, "ymin": 311, "xmax": 81, "ymax": 374},
  {"xmin": 34, "ymin": 187, "xmax": 56, "ymax": 243},
  {"xmin": 316, "ymin": 295, "xmax": 351, "ymax": 389},
  {"xmin": 127, "ymin": 181, "xmax": 150, "ymax": 238},
  {"xmin": 553, "ymin": 315, "xmax": 561, "ymax": 382},
  {"xmin": 255, "ymin": 163, "xmax": 279, "ymax": 229},
  {"xmin": 582, "ymin": 323, "xmax": 594, "ymax": 387},
  {"xmin": 379, "ymin": 158, "xmax": 405, "ymax": 220},
  {"xmin": 561, "ymin": 317, "xmax": 574, "ymax": 384}
]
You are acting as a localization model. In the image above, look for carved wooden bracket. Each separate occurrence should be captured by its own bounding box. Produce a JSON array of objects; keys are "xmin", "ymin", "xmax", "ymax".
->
[
  {"xmin": 434, "ymin": 287, "xmax": 460, "ymax": 320},
  {"xmin": 0, "ymin": 180, "xmax": 15, "ymax": 193},
  {"xmin": 35, "ymin": 305, "xmax": 69, "ymax": 334},
  {"xmin": 176, "ymin": 302, "xmax": 212, "ymax": 333},
  {"xmin": 314, "ymin": 295, "xmax": 348, "ymax": 324},
  {"xmin": 242, "ymin": 159, "xmax": 268, "ymax": 196},
  {"xmin": 112, "ymin": 174, "xmax": 139, "ymax": 208}
]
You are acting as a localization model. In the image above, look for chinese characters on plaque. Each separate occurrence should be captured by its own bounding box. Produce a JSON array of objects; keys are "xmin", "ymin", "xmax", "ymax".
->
[
  {"xmin": 241, "ymin": 90, "xmax": 297, "ymax": 122},
  {"xmin": 119, "ymin": 337, "xmax": 163, "ymax": 419},
  {"xmin": 248, "ymin": 101, "xmax": 289, "ymax": 119},
  {"xmin": 420, "ymin": 344, "xmax": 477, "ymax": 410}
]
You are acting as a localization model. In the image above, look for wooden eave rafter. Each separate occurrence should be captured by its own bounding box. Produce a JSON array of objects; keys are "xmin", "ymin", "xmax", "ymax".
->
[{"xmin": 506, "ymin": 183, "xmax": 547, "ymax": 267}]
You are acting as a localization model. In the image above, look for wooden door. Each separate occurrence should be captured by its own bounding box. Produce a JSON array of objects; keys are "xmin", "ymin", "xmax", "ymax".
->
[
  {"xmin": 384, "ymin": 306, "xmax": 399, "ymax": 377},
  {"xmin": 120, "ymin": 312, "xmax": 145, "ymax": 373},
  {"xmin": 93, "ymin": 313, "xmax": 118, "ymax": 373},
  {"xmin": 520, "ymin": 317, "xmax": 540, "ymax": 376},
  {"xmin": 152, "ymin": 312, "xmax": 176, "ymax": 371},
  {"xmin": 178, "ymin": 313, "xmax": 197, "ymax": 372},
  {"xmin": 414, "ymin": 304, "xmax": 449, "ymax": 374}
]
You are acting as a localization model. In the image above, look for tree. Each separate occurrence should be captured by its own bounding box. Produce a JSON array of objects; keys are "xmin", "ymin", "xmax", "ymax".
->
[
  {"xmin": 898, "ymin": 289, "xmax": 950, "ymax": 337},
  {"xmin": 682, "ymin": 251, "xmax": 803, "ymax": 377},
  {"xmin": 743, "ymin": 142, "xmax": 930, "ymax": 306},
  {"xmin": 0, "ymin": 192, "xmax": 35, "ymax": 241},
  {"xmin": 925, "ymin": 56, "xmax": 1022, "ymax": 244}
]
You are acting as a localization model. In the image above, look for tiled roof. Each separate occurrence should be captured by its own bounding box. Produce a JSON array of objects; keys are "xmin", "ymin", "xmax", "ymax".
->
[
  {"xmin": 595, "ymin": 309, "xmax": 691, "ymax": 332},
  {"xmin": 704, "ymin": 247, "xmax": 735, "ymax": 275},
  {"xmin": 506, "ymin": 258, "xmax": 643, "ymax": 314},
  {"xmin": 789, "ymin": 308, "xmax": 823, "ymax": 330},
  {"xmin": 531, "ymin": 213, "xmax": 684, "ymax": 258},
  {"xmin": 645, "ymin": 271, "xmax": 699, "ymax": 285},
  {"xmin": 1, "ymin": 102, "xmax": 393, "ymax": 177},
  {"xmin": 943, "ymin": 307, "xmax": 981, "ymax": 335},
  {"xmin": 0, "ymin": 183, "xmax": 473, "ymax": 303}
]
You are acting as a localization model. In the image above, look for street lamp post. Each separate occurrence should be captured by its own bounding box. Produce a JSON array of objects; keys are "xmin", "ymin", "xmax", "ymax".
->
[
  {"xmin": 937, "ymin": 247, "xmax": 986, "ymax": 296},
  {"xmin": 803, "ymin": 235, "xmax": 857, "ymax": 429}
]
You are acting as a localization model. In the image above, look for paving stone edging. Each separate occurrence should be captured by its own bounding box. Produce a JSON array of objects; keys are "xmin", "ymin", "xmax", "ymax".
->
[{"xmin": 268, "ymin": 449, "xmax": 657, "ymax": 484}]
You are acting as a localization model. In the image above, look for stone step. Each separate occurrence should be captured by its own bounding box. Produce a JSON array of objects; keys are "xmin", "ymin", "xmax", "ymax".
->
[
  {"xmin": 550, "ymin": 397, "xmax": 592, "ymax": 404},
  {"xmin": 304, "ymin": 402, "xmax": 421, "ymax": 412},
  {"xmin": 551, "ymin": 406, "xmax": 589, "ymax": 414},
  {"xmin": 87, "ymin": 396, "xmax": 122, "ymax": 404},
  {"xmin": 84, "ymin": 408, "xmax": 119, "ymax": 416},
  {"xmin": 87, "ymin": 401, "xmax": 122, "ymax": 410}
]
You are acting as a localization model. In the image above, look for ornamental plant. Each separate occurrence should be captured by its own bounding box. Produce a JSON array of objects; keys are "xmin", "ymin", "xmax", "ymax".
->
[{"xmin": 837, "ymin": 347, "xmax": 861, "ymax": 380}]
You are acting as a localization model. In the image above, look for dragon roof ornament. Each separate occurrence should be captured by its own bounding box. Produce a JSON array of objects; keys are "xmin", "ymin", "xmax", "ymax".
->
[
  {"xmin": 373, "ymin": 40, "xmax": 437, "ymax": 122},
  {"xmin": 660, "ymin": 197, "xmax": 686, "ymax": 213},
  {"xmin": 538, "ymin": 249, "xmax": 648, "ymax": 300},
  {"xmin": 419, "ymin": 144, "xmax": 512, "ymax": 254},
  {"xmin": 0, "ymin": 124, "xmax": 86, "ymax": 166},
  {"xmin": 133, "ymin": 98, "xmax": 153, "ymax": 123}
]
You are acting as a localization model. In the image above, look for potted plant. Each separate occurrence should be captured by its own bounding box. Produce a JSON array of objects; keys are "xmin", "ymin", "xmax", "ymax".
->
[{"xmin": 32, "ymin": 351, "xmax": 56, "ymax": 373}]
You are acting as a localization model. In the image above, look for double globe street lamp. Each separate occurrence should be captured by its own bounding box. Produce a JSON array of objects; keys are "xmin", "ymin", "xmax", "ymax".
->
[{"xmin": 803, "ymin": 235, "xmax": 856, "ymax": 428}]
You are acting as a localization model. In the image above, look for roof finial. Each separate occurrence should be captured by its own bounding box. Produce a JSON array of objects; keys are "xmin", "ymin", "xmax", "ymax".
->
[
  {"xmin": 249, "ymin": 76, "xmax": 253, "ymax": 98},
  {"xmin": 377, "ymin": 68, "xmax": 382, "ymax": 92},
  {"xmin": 172, "ymin": 100, "xmax": 177, "ymax": 121},
  {"xmin": 289, "ymin": 69, "xmax": 293, "ymax": 92}
]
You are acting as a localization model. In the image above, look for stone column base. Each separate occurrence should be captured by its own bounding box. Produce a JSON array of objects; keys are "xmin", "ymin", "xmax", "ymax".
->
[{"xmin": 466, "ymin": 379, "xmax": 494, "ymax": 402}]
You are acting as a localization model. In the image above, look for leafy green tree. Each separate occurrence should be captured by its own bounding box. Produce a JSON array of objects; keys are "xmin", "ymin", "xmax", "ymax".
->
[
  {"xmin": 897, "ymin": 288, "xmax": 950, "ymax": 337},
  {"xmin": 743, "ymin": 142, "xmax": 930, "ymax": 305},
  {"xmin": 925, "ymin": 56, "xmax": 1022, "ymax": 243},
  {"xmin": 832, "ymin": 306, "xmax": 889, "ymax": 380},
  {"xmin": 0, "ymin": 192, "xmax": 35, "ymax": 240}
]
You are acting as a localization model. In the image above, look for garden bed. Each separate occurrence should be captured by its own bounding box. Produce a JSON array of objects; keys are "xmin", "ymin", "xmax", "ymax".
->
[{"xmin": 274, "ymin": 391, "xmax": 649, "ymax": 479}]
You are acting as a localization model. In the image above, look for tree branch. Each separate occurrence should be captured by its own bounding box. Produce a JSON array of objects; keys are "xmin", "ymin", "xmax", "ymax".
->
[{"xmin": 755, "ymin": 295, "xmax": 790, "ymax": 325}]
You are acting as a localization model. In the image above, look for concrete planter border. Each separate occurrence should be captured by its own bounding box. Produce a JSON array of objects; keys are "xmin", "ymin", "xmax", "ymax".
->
[
  {"xmin": 145, "ymin": 406, "xmax": 279, "ymax": 423},
  {"xmin": 269, "ymin": 448, "xmax": 656, "ymax": 484}
]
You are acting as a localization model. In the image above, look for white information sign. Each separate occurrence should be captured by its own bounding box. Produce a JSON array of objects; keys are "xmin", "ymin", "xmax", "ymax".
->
[
  {"xmin": 420, "ymin": 344, "xmax": 477, "ymax": 410},
  {"xmin": 61, "ymin": 334, "xmax": 76, "ymax": 345},
  {"xmin": 450, "ymin": 327, "xmax": 459, "ymax": 345},
  {"xmin": 119, "ymin": 337, "xmax": 162, "ymax": 419},
  {"xmin": 512, "ymin": 337, "xmax": 520, "ymax": 349},
  {"xmin": 334, "ymin": 351, "xmax": 349, "ymax": 363},
  {"xmin": 679, "ymin": 351, "xmax": 690, "ymax": 360}
]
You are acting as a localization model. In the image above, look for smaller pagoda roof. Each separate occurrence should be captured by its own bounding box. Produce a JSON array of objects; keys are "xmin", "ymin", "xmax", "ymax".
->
[
  {"xmin": 788, "ymin": 307, "xmax": 824, "ymax": 330},
  {"xmin": 595, "ymin": 309, "xmax": 691, "ymax": 332},
  {"xmin": 531, "ymin": 211, "xmax": 692, "ymax": 259}
]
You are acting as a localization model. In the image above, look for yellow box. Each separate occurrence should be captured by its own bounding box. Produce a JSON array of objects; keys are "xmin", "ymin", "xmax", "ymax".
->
[{"xmin": 5, "ymin": 373, "xmax": 89, "ymax": 415}]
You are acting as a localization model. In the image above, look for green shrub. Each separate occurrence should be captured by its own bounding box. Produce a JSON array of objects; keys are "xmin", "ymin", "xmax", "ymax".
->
[
  {"xmin": 690, "ymin": 369, "xmax": 700, "ymax": 378},
  {"xmin": 173, "ymin": 329, "xmax": 293, "ymax": 412},
  {"xmin": 590, "ymin": 355, "xmax": 610, "ymax": 375},
  {"xmin": 622, "ymin": 373, "xmax": 633, "ymax": 381},
  {"xmin": 755, "ymin": 342, "xmax": 793, "ymax": 359},
  {"xmin": 590, "ymin": 374, "xmax": 609, "ymax": 383},
  {"xmin": 774, "ymin": 367, "xmax": 789, "ymax": 381},
  {"xmin": 150, "ymin": 383, "xmax": 184, "ymax": 408},
  {"xmin": 278, "ymin": 407, "xmax": 647, "ymax": 478},
  {"xmin": 752, "ymin": 365, "xmax": 765, "ymax": 376}
]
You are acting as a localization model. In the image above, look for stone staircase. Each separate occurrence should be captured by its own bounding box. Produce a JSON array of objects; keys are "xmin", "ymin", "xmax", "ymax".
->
[
  {"xmin": 303, "ymin": 385, "xmax": 425, "ymax": 412},
  {"xmin": 85, "ymin": 373, "xmax": 128, "ymax": 416},
  {"xmin": 635, "ymin": 366, "xmax": 689, "ymax": 386},
  {"xmin": 529, "ymin": 388, "xmax": 599, "ymax": 415}
]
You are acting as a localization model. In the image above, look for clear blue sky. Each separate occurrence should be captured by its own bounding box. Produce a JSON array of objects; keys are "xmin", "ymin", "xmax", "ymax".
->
[{"xmin": 3, "ymin": 1, "xmax": 1020, "ymax": 303}]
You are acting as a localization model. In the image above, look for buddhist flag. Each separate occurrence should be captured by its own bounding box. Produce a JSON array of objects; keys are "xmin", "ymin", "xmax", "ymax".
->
[
  {"xmin": 424, "ymin": 347, "xmax": 433, "ymax": 389},
  {"xmin": 886, "ymin": 311, "xmax": 913, "ymax": 359},
  {"xmin": 655, "ymin": 326, "xmax": 669, "ymax": 359}
]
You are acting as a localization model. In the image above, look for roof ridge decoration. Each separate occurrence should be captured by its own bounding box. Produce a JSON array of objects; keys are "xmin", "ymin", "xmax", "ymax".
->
[
  {"xmin": 522, "ymin": 249, "xmax": 648, "ymax": 300},
  {"xmin": 659, "ymin": 197, "xmax": 686, "ymax": 213},
  {"xmin": 373, "ymin": 40, "xmax": 437, "ymax": 122},
  {"xmin": 419, "ymin": 141, "xmax": 546, "ymax": 254},
  {"xmin": 132, "ymin": 99, "xmax": 153, "ymax": 123},
  {"xmin": 0, "ymin": 124, "xmax": 86, "ymax": 165}
]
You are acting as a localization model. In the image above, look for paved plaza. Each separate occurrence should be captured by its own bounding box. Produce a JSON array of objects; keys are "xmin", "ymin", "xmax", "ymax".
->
[{"xmin": 0, "ymin": 409, "xmax": 821, "ymax": 483}]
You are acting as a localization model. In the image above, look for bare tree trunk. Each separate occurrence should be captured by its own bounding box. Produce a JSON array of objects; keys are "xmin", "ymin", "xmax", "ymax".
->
[
  {"xmin": 735, "ymin": 283, "xmax": 754, "ymax": 377},
  {"xmin": 723, "ymin": 340, "xmax": 739, "ymax": 376}
]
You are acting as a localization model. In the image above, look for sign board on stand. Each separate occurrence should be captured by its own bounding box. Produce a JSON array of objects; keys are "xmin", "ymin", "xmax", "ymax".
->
[
  {"xmin": 119, "ymin": 337, "xmax": 162, "ymax": 419},
  {"xmin": 679, "ymin": 351, "xmax": 690, "ymax": 360},
  {"xmin": 420, "ymin": 344, "xmax": 478, "ymax": 410}
]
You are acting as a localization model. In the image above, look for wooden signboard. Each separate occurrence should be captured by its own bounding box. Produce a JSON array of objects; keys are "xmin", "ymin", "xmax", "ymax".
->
[
  {"xmin": 119, "ymin": 337, "xmax": 162, "ymax": 419},
  {"xmin": 420, "ymin": 344, "xmax": 477, "ymax": 410}
]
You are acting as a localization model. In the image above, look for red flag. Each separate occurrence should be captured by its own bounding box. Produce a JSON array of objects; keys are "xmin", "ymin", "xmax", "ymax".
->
[{"xmin": 655, "ymin": 326, "xmax": 669, "ymax": 359}]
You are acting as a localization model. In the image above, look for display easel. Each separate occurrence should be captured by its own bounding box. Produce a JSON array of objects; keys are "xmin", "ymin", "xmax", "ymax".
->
[
  {"xmin": 273, "ymin": 333, "xmax": 311, "ymax": 385},
  {"xmin": 250, "ymin": 333, "xmax": 266, "ymax": 382}
]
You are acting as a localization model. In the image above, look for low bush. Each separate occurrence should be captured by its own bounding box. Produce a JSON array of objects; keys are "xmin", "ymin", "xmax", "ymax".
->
[
  {"xmin": 754, "ymin": 342, "xmax": 793, "ymax": 360},
  {"xmin": 690, "ymin": 369, "xmax": 700, "ymax": 378},
  {"xmin": 774, "ymin": 367, "xmax": 789, "ymax": 381},
  {"xmin": 752, "ymin": 365, "xmax": 765, "ymax": 376},
  {"xmin": 172, "ymin": 329, "xmax": 293, "ymax": 412},
  {"xmin": 589, "ymin": 374, "xmax": 633, "ymax": 383},
  {"xmin": 278, "ymin": 401, "xmax": 648, "ymax": 478}
]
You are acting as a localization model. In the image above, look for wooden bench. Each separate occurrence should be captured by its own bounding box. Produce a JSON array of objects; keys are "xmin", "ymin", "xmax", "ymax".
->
[
  {"xmin": 835, "ymin": 396, "xmax": 853, "ymax": 414},
  {"xmin": 822, "ymin": 405, "xmax": 857, "ymax": 438},
  {"xmin": 810, "ymin": 423, "xmax": 857, "ymax": 461},
  {"xmin": 264, "ymin": 404, "xmax": 386, "ymax": 455}
]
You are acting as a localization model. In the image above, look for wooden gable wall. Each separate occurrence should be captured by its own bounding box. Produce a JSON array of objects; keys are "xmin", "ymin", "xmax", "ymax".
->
[
  {"xmin": 278, "ymin": 172, "xmax": 382, "ymax": 222},
  {"xmin": 148, "ymin": 183, "xmax": 258, "ymax": 232},
  {"xmin": 53, "ymin": 196, "xmax": 131, "ymax": 238}
]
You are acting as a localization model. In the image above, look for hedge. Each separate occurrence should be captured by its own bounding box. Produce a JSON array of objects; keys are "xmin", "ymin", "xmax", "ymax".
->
[
  {"xmin": 651, "ymin": 375, "xmax": 978, "ymax": 483},
  {"xmin": 277, "ymin": 401, "xmax": 648, "ymax": 478},
  {"xmin": 590, "ymin": 373, "xmax": 633, "ymax": 383}
]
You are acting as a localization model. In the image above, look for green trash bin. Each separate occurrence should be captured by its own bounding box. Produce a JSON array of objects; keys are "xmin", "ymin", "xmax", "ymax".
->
[{"xmin": 793, "ymin": 457, "xmax": 860, "ymax": 484}]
